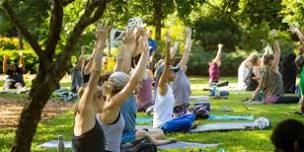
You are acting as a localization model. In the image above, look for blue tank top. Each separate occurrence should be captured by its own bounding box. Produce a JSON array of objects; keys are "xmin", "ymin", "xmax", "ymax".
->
[{"xmin": 121, "ymin": 95, "xmax": 137, "ymax": 132}]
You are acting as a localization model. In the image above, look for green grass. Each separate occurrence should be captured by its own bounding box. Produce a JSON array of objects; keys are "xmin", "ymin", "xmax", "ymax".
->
[{"xmin": 1, "ymin": 77, "xmax": 304, "ymax": 152}]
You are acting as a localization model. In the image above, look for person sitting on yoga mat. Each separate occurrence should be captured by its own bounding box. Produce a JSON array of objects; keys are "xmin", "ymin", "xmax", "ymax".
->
[
  {"xmin": 295, "ymin": 55, "xmax": 304, "ymax": 114},
  {"xmin": 135, "ymin": 68, "xmax": 154, "ymax": 112},
  {"xmin": 237, "ymin": 53, "xmax": 261, "ymax": 91},
  {"xmin": 208, "ymin": 43, "xmax": 228, "ymax": 87},
  {"xmin": 271, "ymin": 119, "xmax": 304, "ymax": 152},
  {"xmin": 115, "ymin": 28, "xmax": 175, "ymax": 146},
  {"xmin": 2, "ymin": 54, "xmax": 26, "ymax": 92},
  {"xmin": 72, "ymin": 27, "xmax": 108, "ymax": 152},
  {"xmin": 171, "ymin": 28, "xmax": 192, "ymax": 106},
  {"xmin": 153, "ymin": 33, "xmax": 196, "ymax": 133},
  {"xmin": 282, "ymin": 53, "xmax": 297, "ymax": 93},
  {"xmin": 94, "ymin": 27, "xmax": 149, "ymax": 152},
  {"xmin": 249, "ymin": 38, "xmax": 299, "ymax": 104},
  {"xmin": 71, "ymin": 46, "xmax": 87, "ymax": 93}
]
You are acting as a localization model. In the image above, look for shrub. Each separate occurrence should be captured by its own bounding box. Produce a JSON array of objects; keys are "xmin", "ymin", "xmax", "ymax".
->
[{"xmin": 0, "ymin": 36, "xmax": 19, "ymax": 50}]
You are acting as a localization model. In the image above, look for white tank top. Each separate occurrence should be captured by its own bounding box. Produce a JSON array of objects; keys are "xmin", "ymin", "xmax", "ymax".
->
[{"xmin": 153, "ymin": 84, "xmax": 175, "ymax": 128}]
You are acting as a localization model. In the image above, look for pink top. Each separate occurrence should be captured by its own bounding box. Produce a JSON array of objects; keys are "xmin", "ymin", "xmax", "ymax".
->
[
  {"xmin": 136, "ymin": 76, "xmax": 153, "ymax": 109},
  {"xmin": 209, "ymin": 63, "xmax": 219, "ymax": 81}
]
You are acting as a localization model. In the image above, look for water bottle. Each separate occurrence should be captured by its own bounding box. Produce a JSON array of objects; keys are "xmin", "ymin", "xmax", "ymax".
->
[
  {"xmin": 214, "ymin": 83, "xmax": 220, "ymax": 97},
  {"xmin": 58, "ymin": 135, "xmax": 64, "ymax": 152},
  {"xmin": 211, "ymin": 82, "xmax": 217, "ymax": 96}
]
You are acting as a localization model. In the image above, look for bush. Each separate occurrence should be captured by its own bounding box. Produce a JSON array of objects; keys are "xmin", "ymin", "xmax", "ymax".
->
[
  {"xmin": 0, "ymin": 36, "xmax": 19, "ymax": 50},
  {"xmin": 187, "ymin": 45, "xmax": 245, "ymax": 76},
  {"xmin": 0, "ymin": 49, "xmax": 39, "ymax": 74}
]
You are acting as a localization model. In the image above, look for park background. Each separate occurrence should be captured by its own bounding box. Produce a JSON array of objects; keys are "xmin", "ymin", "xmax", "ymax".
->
[{"xmin": 1, "ymin": 0, "xmax": 304, "ymax": 152}]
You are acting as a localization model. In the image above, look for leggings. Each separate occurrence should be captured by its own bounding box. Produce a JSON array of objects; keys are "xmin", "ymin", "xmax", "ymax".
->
[
  {"xmin": 275, "ymin": 96, "xmax": 299, "ymax": 104},
  {"xmin": 161, "ymin": 113, "xmax": 196, "ymax": 133}
]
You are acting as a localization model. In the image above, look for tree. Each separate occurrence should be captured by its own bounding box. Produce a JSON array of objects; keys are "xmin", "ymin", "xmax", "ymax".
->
[
  {"xmin": 281, "ymin": 0, "xmax": 304, "ymax": 27},
  {"xmin": 1, "ymin": 0, "xmax": 110, "ymax": 151}
]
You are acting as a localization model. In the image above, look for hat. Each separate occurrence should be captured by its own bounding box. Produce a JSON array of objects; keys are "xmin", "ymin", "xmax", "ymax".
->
[
  {"xmin": 169, "ymin": 66, "xmax": 180, "ymax": 73},
  {"xmin": 108, "ymin": 72, "xmax": 129, "ymax": 90}
]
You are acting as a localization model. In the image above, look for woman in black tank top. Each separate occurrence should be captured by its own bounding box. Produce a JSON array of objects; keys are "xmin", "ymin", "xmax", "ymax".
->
[{"xmin": 72, "ymin": 27, "xmax": 109, "ymax": 152}]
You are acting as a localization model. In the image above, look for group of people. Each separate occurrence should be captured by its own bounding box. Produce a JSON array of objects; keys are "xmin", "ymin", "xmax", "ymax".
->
[
  {"xmin": 233, "ymin": 28, "xmax": 304, "ymax": 111},
  {"xmin": 71, "ymin": 26, "xmax": 200, "ymax": 152},
  {"xmin": 2, "ymin": 54, "xmax": 26, "ymax": 92},
  {"xmin": 2, "ymin": 22, "xmax": 304, "ymax": 152}
]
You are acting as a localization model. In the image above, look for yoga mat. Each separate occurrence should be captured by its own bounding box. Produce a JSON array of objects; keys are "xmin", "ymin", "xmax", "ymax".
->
[
  {"xmin": 190, "ymin": 96, "xmax": 209, "ymax": 102},
  {"xmin": 191, "ymin": 117, "xmax": 270, "ymax": 133},
  {"xmin": 136, "ymin": 116, "xmax": 152, "ymax": 125},
  {"xmin": 208, "ymin": 114, "xmax": 254, "ymax": 121},
  {"xmin": 158, "ymin": 142, "xmax": 219, "ymax": 149},
  {"xmin": 37, "ymin": 140, "xmax": 72, "ymax": 148},
  {"xmin": 190, "ymin": 122, "xmax": 255, "ymax": 133},
  {"xmin": 38, "ymin": 140, "xmax": 218, "ymax": 150}
]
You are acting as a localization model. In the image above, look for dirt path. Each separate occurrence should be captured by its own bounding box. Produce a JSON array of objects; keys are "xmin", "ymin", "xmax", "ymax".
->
[{"xmin": 0, "ymin": 97, "xmax": 73, "ymax": 128}]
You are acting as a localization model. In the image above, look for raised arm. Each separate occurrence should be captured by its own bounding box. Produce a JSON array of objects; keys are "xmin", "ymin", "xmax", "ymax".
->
[
  {"xmin": 289, "ymin": 27, "xmax": 304, "ymax": 44},
  {"xmin": 178, "ymin": 28, "xmax": 192, "ymax": 72},
  {"xmin": 271, "ymin": 40, "xmax": 281, "ymax": 72},
  {"xmin": 18, "ymin": 55, "xmax": 25, "ymax": 73},
  {"xmin": 213, "ymin": 43, "xmax": 223, "ymax": 65},
  {"xmin": 170, "ymin": 42, "xmax": 179, "ymax": 60},
  {"xmin": 109, "ymin": 35, "xmax": 149, "ymax": 108},
  {"xmin": 77, "ymin": 28, "xmax": 107, "ymax": 113},
  {"xmin": 3, "ymin": 55, "xmax": 9, "ymax": 74},
  {"xmin": 158, "ymin": 33, "xmax": 171, "ymax": 96},
  {"xmin": 114, "ymin": 29, "xmax": 138, "ymax": 73},
  {"xmin": 75, "ymin": 46, "xmax": 87, "ymax": 69}
]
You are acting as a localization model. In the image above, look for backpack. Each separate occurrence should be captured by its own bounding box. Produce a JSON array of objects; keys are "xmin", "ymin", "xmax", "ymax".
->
[{"xmin": 121, "ymin": 137, "xmax": 157, "ymax": 152}]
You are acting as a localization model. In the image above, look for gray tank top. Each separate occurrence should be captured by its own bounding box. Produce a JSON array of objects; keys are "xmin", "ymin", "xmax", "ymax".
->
[{"xmin": 97, "ymin": 113, "xmax": 125, "ymax": 152}]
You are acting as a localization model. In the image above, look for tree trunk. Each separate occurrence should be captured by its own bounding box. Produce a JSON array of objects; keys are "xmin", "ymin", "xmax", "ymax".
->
[
  {"xmin": 18, "ymin": 30, "xmax": 23, "ymax": 50},
  {"xmin": 11, "ymin": 75, "xmax": 57, "ymax": 152}
]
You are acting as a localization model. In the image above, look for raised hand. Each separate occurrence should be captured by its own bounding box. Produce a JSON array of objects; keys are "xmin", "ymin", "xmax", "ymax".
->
[
  {"xmin": 288, "ymin": 26, "xmax": 300, "ymax": 34},
  {"xmin": 186, "ymin": 27, "xmax": 192, "ymax": 37},
  {"xmin": 96, "ymin": 26, "xmax": 110, "ymax": 41},
  {"xmin": 270, "ymin": 29, "xmax": 278, "ymax": 38},
  {"xmin": 3, "ymin": 55, "xmax": 9, "ymax": 61},
  {"xmin": 81, "ymin": 46, "xmax": 86, "ymax": 55},
  {"xmin": 218, "ymin": 43, "xmax": 223, "ymax": 49},
  {"xmin": 133, "ymin": 27, "xmax": 147, "ymax": 56},
  {"xmin": 137, "ymin": 33, "xmax": 149, "ymax": 54}
]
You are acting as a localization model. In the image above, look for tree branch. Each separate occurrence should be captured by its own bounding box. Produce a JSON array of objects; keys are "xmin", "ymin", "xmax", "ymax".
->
[
  {"xmin": 45, "ymin": 0, "xmax": 64, "ymax": 59},
  {"xmin": 204, "ymin": 0, "xmax": 221, "ymax": 10},
  {"xmin": 63, "ymin": 0, "xmax": 75, "ymax": 6},
  {"xmin": 53, "ymin": 0, "xmax": 110, "ymax": 79},
  {"xmin": 2, "ymin": 0, "xmax": 49, "ymax": 66}
]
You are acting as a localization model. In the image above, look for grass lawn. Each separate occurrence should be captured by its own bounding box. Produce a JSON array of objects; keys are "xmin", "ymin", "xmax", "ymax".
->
[{"xmin": 1, "ymin": 76, "xmax": 304, "ymax": 152}]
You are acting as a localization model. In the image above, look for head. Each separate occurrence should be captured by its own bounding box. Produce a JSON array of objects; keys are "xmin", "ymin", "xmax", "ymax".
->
[
  {"xmin": 102, "ymin": 56, "xmax": 108, "ymax": 68},
  {"xmin": 295, "ymin": 55, "xmax": 304, "ymax": 71},
  {"xmin": 247, "ymin": 53, "xmax": 261, "ymax": 66},
  {"xmin": 147, "ymin": 29, "xmax": 153, "ymax": 39},
  {"xmin": 76, "ymin": 83, "xmax": 104, "ymax": 114},
  {"xmin": 271, "ymin": 119, "xmax": 304, "ymax": 152},
  {"xmin": 155, "ymin": 63, "xmax": 178, "ymax": 83},
  {"xmin": 172, "ymin": 57, "xmax": 188, "ymax": 71},
  {"xmin": 263, "ymin": 54, "xmax": 274, "ymax": 66},
  {"xmin": 102, "ymin": 71, "xmax": 129, "ymax": 96}
]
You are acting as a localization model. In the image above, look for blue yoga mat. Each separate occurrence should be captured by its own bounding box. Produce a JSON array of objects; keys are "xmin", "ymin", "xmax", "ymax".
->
[
  {"xmin": 208, "ymin": 114, "xmax": 254, "ymax": 121},
  {"xmin": 136, "ymin": 116, "xmax": 152, "ymax": 124}
]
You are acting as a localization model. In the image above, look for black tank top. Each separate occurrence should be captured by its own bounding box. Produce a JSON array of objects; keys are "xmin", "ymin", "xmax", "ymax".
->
[{"xmin": 72, "ymin": 119, "xmax": 105, "ymax": 152}]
